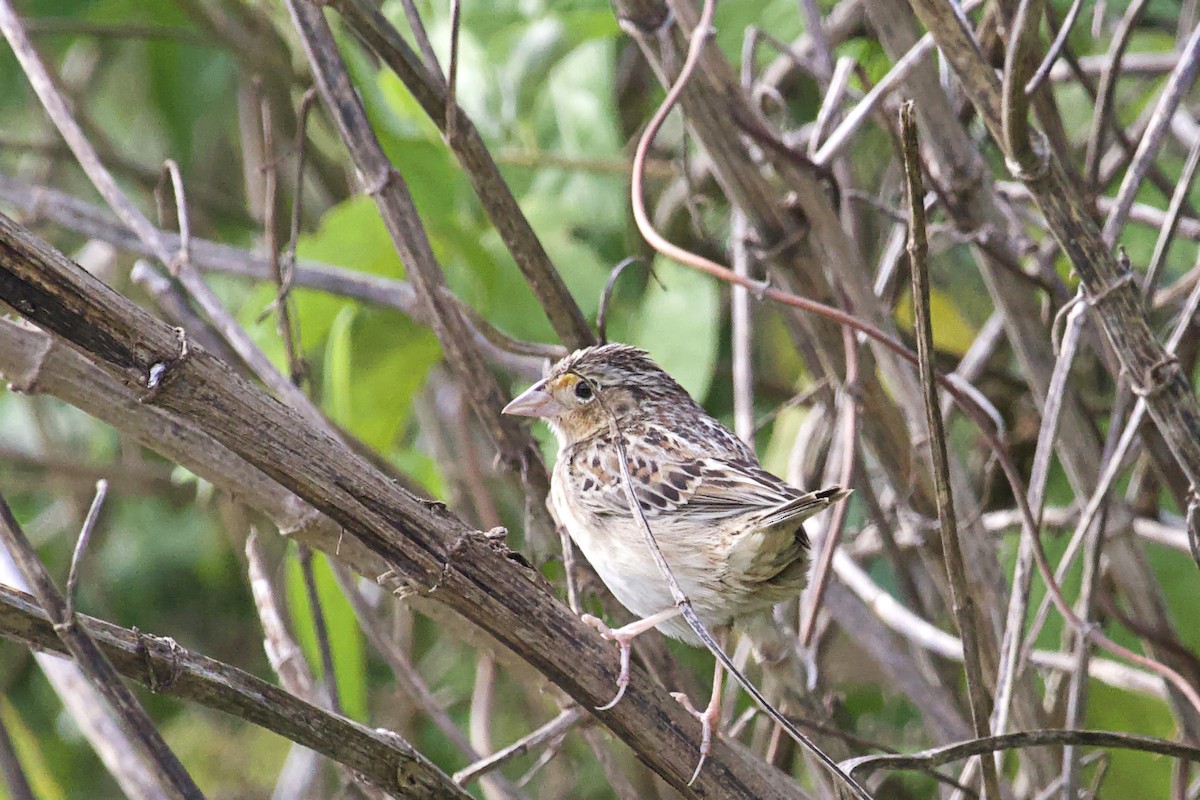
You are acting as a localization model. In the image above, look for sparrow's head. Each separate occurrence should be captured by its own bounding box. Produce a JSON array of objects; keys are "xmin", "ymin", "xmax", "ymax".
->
[{"xmin": 502, "ymin": 343, "xmax": 694, "ymax": 444}]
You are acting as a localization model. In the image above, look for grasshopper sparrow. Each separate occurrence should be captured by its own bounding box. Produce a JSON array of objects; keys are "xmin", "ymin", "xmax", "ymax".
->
[{"xmin": 504, "ymin": 343, "xmax": 848, "ymax": 773}]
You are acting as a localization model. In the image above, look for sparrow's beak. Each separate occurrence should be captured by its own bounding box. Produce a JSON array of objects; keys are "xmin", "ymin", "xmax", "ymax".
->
[{"xmin": 503, "ymin": 381, "xmax": 565, "ymax": 418}]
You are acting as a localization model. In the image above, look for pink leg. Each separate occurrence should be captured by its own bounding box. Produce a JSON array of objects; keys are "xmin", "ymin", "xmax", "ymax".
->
[
  {"xmin": 672, "ymin": 653, "xmax": 724, "ymax": 783},
  {"xmin": 581, "ymin": 607, "xmax": 681, "ymax": 711}
]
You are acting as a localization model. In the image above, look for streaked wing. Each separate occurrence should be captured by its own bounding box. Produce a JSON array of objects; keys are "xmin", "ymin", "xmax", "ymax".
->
[{"xmin": 567, "ymin": 430, "xmax": 835, "ymax": 536}]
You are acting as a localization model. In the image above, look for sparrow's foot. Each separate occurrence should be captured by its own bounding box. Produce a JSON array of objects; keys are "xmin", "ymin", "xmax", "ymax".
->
[
  {"xmin": 581, "ymin": 607, "xmax": 683, "ymax": 712},
  {"xmin": 581, "ymin": 613, "xmax": 633, "ymax": 710},
  {"xmin": 671, "ymin": 691, "xmax": 720, "ymax": 783},
  {"xmin": 672, "ymin": 659, "xmax": 725, "ymax": 784}
]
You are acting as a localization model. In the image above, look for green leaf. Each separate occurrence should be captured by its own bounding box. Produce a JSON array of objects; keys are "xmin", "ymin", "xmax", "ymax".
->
[
  {"xmin": 627, "ymin": 257, "xmax": 721, "ymax": 402},
  {"xmin": 1085, "ymin": 682, "xmax": 1174, "ymax": 798},
  {"xmin": 0, "ymin": 698, "xmax": 66, "ymax": 800},
  {"xmin": 322, "ymin": 305, "xmax": 357, "ymax": 429},
  {"xmin": 338, "ymin": 310, "xmax": 441, "ymax": 451},
  {"xmin": 286, "ymin": 551, "xmax": 368, "ymax": 721}
]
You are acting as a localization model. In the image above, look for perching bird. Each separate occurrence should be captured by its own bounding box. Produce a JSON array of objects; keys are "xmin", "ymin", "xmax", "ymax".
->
[{"xmin": 503, "ymin": 343, "xmax": 848, "ymax": 776}]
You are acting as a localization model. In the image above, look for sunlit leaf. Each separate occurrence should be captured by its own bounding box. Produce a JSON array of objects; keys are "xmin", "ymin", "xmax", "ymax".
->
[
  {"xmin": 286, "ymin": 551, "xmax": 368, "ymax": 721},
  {"xmin": 0, "ymin": 698, "xmax": 66, "ymax": 800},
  {"xmin": 626, "ymin": 257, "xmax": 721, "ymax": 401}
]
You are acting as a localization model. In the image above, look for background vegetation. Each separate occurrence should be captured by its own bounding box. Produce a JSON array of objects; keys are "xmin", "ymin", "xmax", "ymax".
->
[{"xmin": 1, "ymin": 0, "xmax": 1199, "ymax": 797}]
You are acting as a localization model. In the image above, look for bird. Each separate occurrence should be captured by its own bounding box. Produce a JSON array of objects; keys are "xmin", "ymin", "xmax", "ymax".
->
[{"xmin": 502, "ymin": 342, "xmax": 849, "ymax": 778}]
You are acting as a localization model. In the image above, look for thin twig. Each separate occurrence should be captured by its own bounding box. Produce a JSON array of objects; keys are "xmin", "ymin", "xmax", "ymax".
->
[
  {"xmin": 0, "ymin": 492, "xmax": 204, "ymax": 799},
  {"xmin": 1188, "ymin": 495, "xmax": 1200, "ymax": 572},
  {"xmin": 297, "ymin": 546, "xmax": 342, "ymax": 714},
  {"xmin": 1103, "ymin": 23, "xmax": 1200, "ymax": 245},
  {"xmin": 246, "ymin": 530, "xmax": 316, "ymax": 698},
  {"xmin": 1083, "ymin": 0, "xmax": 1150, "ymax": 190},
  {"xmin": 263, "ymin": 85, "xmax": 318, "ymax": 378},
  {"xmin": 991, "ymin": 298, "xmax": 1085, "ymax": 746},
  {"xmin": 901, "ymin": 101, "xmax": 1001, "ymax": 800},
  {"xmin": 1145, "ymin": 136, "xmax": 1200, "ymax": 307},
  {"xmin": 0, "ymin": 713, "xmax": 34, "ymax": 800},
  {"xmin": 1001, "ymin": 0, "xmax": 1047, "ymax": 175},
  {"xmin": 452, "ymin": 708, "xmax": 585, "ymax": 788},
  {"xmin": 1060, "ymin": 382, "xmax": 1127, "ymax": 798},
  {"xmin": 1024, "ymin": 0, "xmax": 1086, "ymax": 95},
  {"xmin": 795, "ymin": 0, "xmax": 834, "ymax": 81},
  {"xmin": 0, "ymin": 582, "xmax": 468, "ymax": 797},
  {"xmin": 800, "ymin": 312, "xmax": 859, "ymax": 647},
  {"xmin": 469, "ymin": 651, "xmax": 496, "ymax": 772},
  {"xmin": 258, "ymin": 92, "xmax": 306, "ymax": 385},
  {"xmin": 65, "ymin": 479, "xmax": 108, "ymax": 619},
  {"xmin": 807, "ymin": 56, "xmax": 856, "ymax": 154},
  {"xmin": 445, "ymin": 0, "xmax": 462, "ymax": 147},
  {"xmin": 595, "ymin": 256, "xmax": 647, "ymax": 346},
  {"xmin": 843, "ymin": 729, "xmax": 1200, "ymax": 779},
  {"xmin": 730, "ymin": 211, "xmax": 755, "ymax": 446},
  {"xmin": 155, "ymin": 161, "xmax": 191, "ymax": 275},
  {"xmin": 397, "ymin": 0, "xmax": 444, "ymax": 82}
]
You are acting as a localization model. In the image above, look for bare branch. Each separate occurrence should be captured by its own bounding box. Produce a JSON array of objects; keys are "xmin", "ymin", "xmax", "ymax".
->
[
  {"xmin": 0, "ymin": 493, "xmax": 203, "ymax": 799},
  {"xmin": 0, "ymin": 583, "xmax": 467, "ymax": 798},
  {"xmin": 844, "ymin": 729, "xmax": 1200, "ymax": 779},
  {"xmin": 64, "ymin": 479, "xmax": 107, "ymax": 619},
  {"xmin": 901, "ymin": 101, "xmax": 1001, "ymax": 800}
]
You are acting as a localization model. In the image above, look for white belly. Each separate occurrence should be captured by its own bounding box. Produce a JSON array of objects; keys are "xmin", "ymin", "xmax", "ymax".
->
[{"xmin": 551, "ymin": 471, "xmax": 726, "ymax": 644}]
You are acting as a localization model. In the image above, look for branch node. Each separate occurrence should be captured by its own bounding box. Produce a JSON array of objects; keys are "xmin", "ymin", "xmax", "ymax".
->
[
  {"xmin": 131, "ymin": 627, "xmax": 182, "ymax": 692},
  {"xmin": 1130, "ymin": 354, "xmax": 1182, "ymax": 400},
  {"xmin": 1003, "ymin": 146, "xmax": 1051, "ymax": 183},
  {"xmin": 361, "ymin": 166, "xmax": 397, "ymax": 196},
  {"xmin": 751, "ymin": 227, "xmax": 805, "ymax": 261},
  {"xmin": 1186, "ymin": 490, "xmax": 1200, "ymax": 571},
  {"xmin": 1084, "ymin": 270, "xmax": 1135, "ymax": 308},
  {"xmin": 616, "ymin": 6, "xmax": 674, "ymax": 37},
  {"xmin": 140, "ymin": 327, "xmax": 190, "ymax": 403}
]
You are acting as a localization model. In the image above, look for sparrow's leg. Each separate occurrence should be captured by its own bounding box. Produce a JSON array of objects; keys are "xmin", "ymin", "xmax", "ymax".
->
[
  {"xmin": 581, "ymin": 607, "xmax": 681, "ymax": 710},
  {"xmin": 672, "ymin": 654, "xmax": 724, "ymax": 784}
]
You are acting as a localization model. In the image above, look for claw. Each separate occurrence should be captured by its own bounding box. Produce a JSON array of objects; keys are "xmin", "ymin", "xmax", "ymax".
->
[
  {"xmin": 583, "ymin": 614, "xmax": 633, "ymax": 710},
  {"xmin": 671, "ymin": 691, "xmax": 719, "ymax": 784},
  {"xmin": 580, "ymin": 608, "xmax": 683, "ymax": 712}
]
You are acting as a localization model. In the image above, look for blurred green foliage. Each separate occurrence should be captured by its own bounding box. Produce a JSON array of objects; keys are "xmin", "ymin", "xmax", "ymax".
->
[{"xmin": 1, "ymin": 0, "xmax": 1198, "ymax": 797}]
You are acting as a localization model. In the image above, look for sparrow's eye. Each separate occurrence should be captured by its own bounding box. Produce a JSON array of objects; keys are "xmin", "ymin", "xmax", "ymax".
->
[{"xmin": 574, "ymin": 380, "xmax": 594, "ymax": 400}]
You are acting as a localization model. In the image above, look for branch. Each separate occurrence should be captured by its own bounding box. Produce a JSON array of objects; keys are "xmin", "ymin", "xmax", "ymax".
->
[
  {"xmin": 901, "ymin": 102, "xmax": 1001, "ymax": 800},
  {"xmin": 0, "ymin": 494, "xmax": 203, "ymax": 799},
  {"xmin": 284, "ymin": 0, "xmax": 561, "ymax": 557},
  {"xmin": 843, "ymin": 729, "xmax": 1200, "ymax": 779},
  {"xmin": 0, "ymin": 171, "xmax": 555, "ymax": 376},
  {"xmin": 907, "ymin": 0, "xmax": 1200, "ymax": 503},
  {"xmin": 0, "ymin": 584, "xmax": 467, "ymax": 799},
  {"xmin": 327, "ymin": 0, "xmax": 595, "ymax": 350}
]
